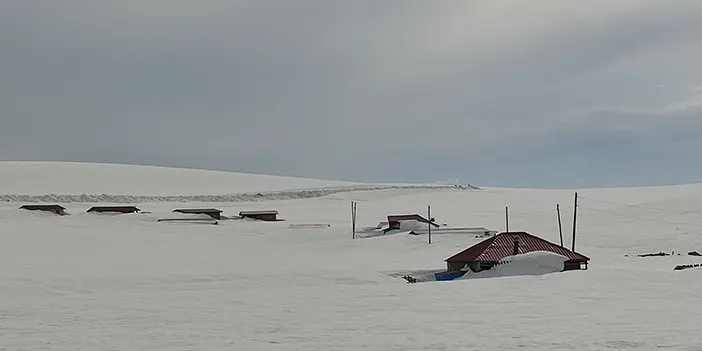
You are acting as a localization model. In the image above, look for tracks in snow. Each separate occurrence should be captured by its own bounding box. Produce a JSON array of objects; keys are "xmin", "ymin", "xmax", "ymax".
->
[{"xmin": 0, "ymin": 184, "xmax": 480, "ymax": 204}]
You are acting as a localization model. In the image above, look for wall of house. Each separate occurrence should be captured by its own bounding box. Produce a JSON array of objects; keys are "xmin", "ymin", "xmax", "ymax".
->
[
  {"xmin": 21, "ymin": 207, "xmax": 66, "ymax": 215},
  {"xmin": 447, "ymin": 261, "xmax": 497, "ymax": 272},
  {"xmin": 564, "ymin": 261, "xmax": 587, "ymax": 271},
  {"xmin": 245, "ymin": 214, "xmax": 277, "ymax": 221},
  {"xmin": 447, "ymin": 261, "xmax": 471, "ymax": 272}
]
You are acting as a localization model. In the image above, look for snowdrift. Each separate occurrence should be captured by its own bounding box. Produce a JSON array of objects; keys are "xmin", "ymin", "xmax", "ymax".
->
[
  {"xmin": 396, "ymin": 251, "xmax": 571, "ymax": 283},
  {"xmin": 458, "ymin": 251, "xmax": 570, "ymax": 280}
]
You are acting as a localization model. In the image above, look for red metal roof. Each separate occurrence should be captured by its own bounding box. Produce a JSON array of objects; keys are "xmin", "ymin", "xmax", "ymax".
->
[{"xmin": 445, "ymin": 231, "xmax": 590, "ymax": 262}]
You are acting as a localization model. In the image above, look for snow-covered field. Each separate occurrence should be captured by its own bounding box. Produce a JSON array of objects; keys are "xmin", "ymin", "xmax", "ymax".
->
[{"xmin": 2, "ymin": 162, "xmax": 702, "ymax": 350}]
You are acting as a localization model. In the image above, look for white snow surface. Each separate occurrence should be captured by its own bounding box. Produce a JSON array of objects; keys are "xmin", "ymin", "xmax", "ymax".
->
[{"xmin": 2, "ymin": 162, "xmax": 702, "ymax": 350}]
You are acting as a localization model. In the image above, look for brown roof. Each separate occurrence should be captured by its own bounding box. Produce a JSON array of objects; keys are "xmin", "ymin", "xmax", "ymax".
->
[
  {"xmin": 174, "ymin": 208, "xmax": 222, "ymax": 214},
  {"xmin": 445, "ymin": 231, "xmax": 590, "ymax": 263},
  {"xmin": 240, "ymin": 210, "xmax": 278, "ymax": 215},
  {"xmin": 87, "ymin": 206, "xmax": 140, "ymax": 213},
  {"xmin": 387, "ymin": 214, "xmax": 440, "ymax": 227},
  {"xmin": 20, "ymin": 204, "xmax": 66, "ymax": 210}
]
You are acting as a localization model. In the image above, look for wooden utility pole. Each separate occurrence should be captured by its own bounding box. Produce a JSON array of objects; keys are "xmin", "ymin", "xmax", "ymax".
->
[
  {"xmin": 505, "ymin": 206, "xmax": 509, "ymax": 232},
  {"xmin": 428, "ymin": 205, "xmax": 432, "ymax": 244},
  {"xmin": 351, "ymin": 201, "xmax": 357, "ymax": 239},
  {"xmin": 557, "ymin": 204, "xmax": 564, "ymax": 247},
  {"xmin": 572, "ymin": 192, "xmax": 578, "ymax": 252}
]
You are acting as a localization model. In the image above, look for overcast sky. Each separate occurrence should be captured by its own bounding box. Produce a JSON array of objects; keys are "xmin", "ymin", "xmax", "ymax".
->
[{"xmin": 2, "ymin": 1, "xmax": 702, "ymax": 188}]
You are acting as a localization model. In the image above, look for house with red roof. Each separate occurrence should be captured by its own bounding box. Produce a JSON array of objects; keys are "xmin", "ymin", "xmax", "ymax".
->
[
  {"xmin": 444, "ymin": 231, "xmax": 590, "ymax": 273},
  {"xmin": 386, "ymin": 214, "xmax": 439, "ymax": 231}
]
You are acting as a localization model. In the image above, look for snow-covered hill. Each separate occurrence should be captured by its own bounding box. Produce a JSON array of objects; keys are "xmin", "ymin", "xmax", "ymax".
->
[
  {"xmin": 2, "ymin": 162, "xmax": 702, "ymax": 350},
  {"xmin": 0, "ymin": 162, "xmax": 475, "ymax": 202},
  {"xmin": 0, "ymin": 161, "xmax": 359, "ymax": 196}
]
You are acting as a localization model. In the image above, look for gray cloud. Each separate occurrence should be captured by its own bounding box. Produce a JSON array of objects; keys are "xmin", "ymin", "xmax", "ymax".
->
[{"xmin": 2, "ymin": 1, "xmax": 702, "ymax": 187}]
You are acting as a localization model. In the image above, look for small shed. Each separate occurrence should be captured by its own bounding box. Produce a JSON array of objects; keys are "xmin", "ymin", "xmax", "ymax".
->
[
  {"xmin": 387, "ymin": 214, "xmax": 439, "ymax": 230},
  {"xmin": 239, "ymin": 210, "xmax": 278, "ymax": 222},
  {"xmin": 444, "ymin": 231, "xmax": 590, "ymax": 273},
  {"xmin": 87, "ymin": 206, "xmax": 141, "ymax": 214},
  {"xmin": 173, "ymin": 208, "xmax": 223, "ymax": 220},
  {"xmin": 19, "ymin": 204, "xmax": 67, "ymax": 216}
]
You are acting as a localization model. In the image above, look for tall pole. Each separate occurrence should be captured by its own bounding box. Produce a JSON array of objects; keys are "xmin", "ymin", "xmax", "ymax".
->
[
  {"xmin": 557, "ymin": 204, "xmax": 563, "ymax": 247},
  {"xmin": 572, "ymin": 192, "xmax": 578, "ymax": 252},
  {"xmin": 351, "ymin": 201, "xmax": 357, "ymax": 239},
  {"xmin": 505, "ymin": 206, "xmax": 509, "ymax": 232},
  {"xmin": 428, "ymin": 205, "xmax": 432, "ymax": 244}
]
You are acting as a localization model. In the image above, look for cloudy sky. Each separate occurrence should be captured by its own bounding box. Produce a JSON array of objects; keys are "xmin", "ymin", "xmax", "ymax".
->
[{"xmin": 2, "ymin": 1, "xmax": 702, "ymax": 188}]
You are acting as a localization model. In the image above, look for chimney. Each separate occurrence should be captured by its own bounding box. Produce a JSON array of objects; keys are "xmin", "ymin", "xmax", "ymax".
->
[{"xmin": 512, "ymin": 236, "xmax": 520, "ymax": 256}]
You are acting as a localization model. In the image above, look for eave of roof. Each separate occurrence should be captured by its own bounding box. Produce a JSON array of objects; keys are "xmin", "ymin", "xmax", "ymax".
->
[{"xmin": 445, "ymin": 231, "xmax": 590, "ymax": 262}]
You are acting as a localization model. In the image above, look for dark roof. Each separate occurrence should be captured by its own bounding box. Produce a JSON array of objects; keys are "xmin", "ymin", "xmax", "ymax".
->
[
  {"xmin": 20, "ymin": 204, "xmax": 66, "ymax": 210},
  {"xmin": 87, "ymin": 206, "xmax": 140, "ymax": 213},
  {"xmin": 445, "ymin": 231, "xmax": 590, "ymax": 262},
  {"xmin": 387, "ymin": 214, "xmax": 440, "ymax": 227},
  {"xmin": 240, "ymin": 210, "xmax": 278, "ymax": 215},
  {"xmin": 173, "ymin": 208, "xmax": 223, "ymax": 214}
]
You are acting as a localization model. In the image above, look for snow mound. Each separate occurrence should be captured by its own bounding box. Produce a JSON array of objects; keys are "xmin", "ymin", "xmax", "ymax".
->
[{"xmin": 459, "ymin": 251, "xmax": 570, "ymax": 280}]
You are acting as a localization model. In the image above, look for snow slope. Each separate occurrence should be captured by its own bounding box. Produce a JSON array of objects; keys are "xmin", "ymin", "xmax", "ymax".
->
[
  {"xmin": 2, "ymin": 162, "xmax": 702, "ymax": 350},
  {"xmin": 0, "ymin": 162, "xmax": 474, "ymax": 202},
  {"xmin": 0, "ymin": 161, "xmax": 359, "ymax": 196}
]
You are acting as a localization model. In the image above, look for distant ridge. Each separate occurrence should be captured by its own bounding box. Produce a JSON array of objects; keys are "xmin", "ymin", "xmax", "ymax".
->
[
  {"xmin": 0, "ymin": 184, "xmax": 479, "ymax": 203},
  {"xmin": 0, "ymin": 161, "xmax": 480, "ymax": 202}
]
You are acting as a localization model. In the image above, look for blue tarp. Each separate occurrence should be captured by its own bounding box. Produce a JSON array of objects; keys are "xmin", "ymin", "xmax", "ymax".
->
[{"xmin": 434, "ymin": 270, "xmax": 467, "ymax": 281}]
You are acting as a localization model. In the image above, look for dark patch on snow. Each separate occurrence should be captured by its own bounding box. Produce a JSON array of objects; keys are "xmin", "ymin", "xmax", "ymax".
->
[
  {"xmin": 674, "ymin": 263, "xmax": 702, "ymax": 271},
  {"xmin": 638, "ymin": 252, "xmax": 671, "ymax": 257}
]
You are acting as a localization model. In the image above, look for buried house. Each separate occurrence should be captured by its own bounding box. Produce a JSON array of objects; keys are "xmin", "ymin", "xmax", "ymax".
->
[
  {"xmin": 239, "ymin": 210, "xmax": 279, "ymax": 222},
  {"xmin": 19, "ymin": 204, "xmax": 68, "ymax": 216},
  {"xmin": 384, "ymin": 214, "xmax": 439, "ymax": 234},
  {"xmin": 387, "ymin": 214, "xmax": 439, "ymax": 229},
  {"xmin": 173, "ymin": 208, "xmax": 223, "ymax": 220},
  {"xmin": 444, "ymin": 231, "xmax": 590, "ymax": 273},
  {"xmin": 87, "ymin": 206, "xmax": 141, "ymax": 214}
]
